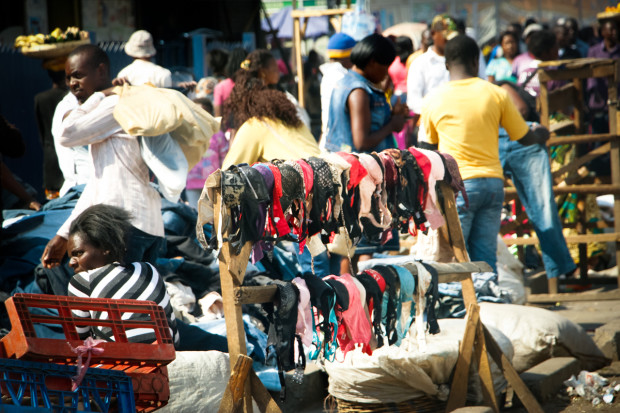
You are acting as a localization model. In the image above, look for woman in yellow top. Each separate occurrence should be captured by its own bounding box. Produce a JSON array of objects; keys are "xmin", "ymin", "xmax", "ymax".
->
[{"xmin": 222, "ymin": 49, "xmax": 319, "ymax": 169}]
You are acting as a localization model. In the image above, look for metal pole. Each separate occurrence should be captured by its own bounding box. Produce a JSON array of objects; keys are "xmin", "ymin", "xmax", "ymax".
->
[{"xmin": 494, "ymin": 0, "xmax": 500, "ymax": 41}]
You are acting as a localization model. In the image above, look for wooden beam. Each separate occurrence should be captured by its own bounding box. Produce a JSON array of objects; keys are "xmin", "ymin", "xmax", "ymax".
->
[
  {"xmin": 538, "ymin": 61, "xmax": 616, "ymax": 82},
  {"xmin": 250, "ymin": 370, "xmax": 282, "ymax": 413},
  {"xmin": 446, "ymin": 304, "xmax": 479, "ymax": 412},
  {"xmin": 293, "ymin": 16, "xmax": 304, "ymax": 109},
  {"xmin": 502, "ymin": 232, "xmax": 620, "ymax": 246},
  {"xmin": 234, "ymin": 286, "xmax": 278, "ymax": 305},
  {"xmin": 551, "ymin": 142, "xmax": 611, "ymax": 181},
  {"xmin": 474, "ymin": 316, "xmax": 500, "ymax": 413},
  {"xmin": 291, "ymin": 8, "xmax": 353, "ymax": 18},
  {"xmin": 219, "ymin": 355, "xmax": 254, "ymax": 413},
  {"xmin": 527, "ymin": 289, "xmax": 620, "ymax": 303},
  {"xmin": 482, "ymin": 325, "xmax": 544, "ymax": 413},
  {"xmin": 215, "ymin": 185, "xmax": 254, "ymax": 413},
  {"xmin": 504, "ymin": 184, "xmax": 620, "ymax": 196},
  {"xmin": 547, "ymin": 133, "xmax": 619, "ymax": 146},
  {"xmin": 610, "ymin": 64, "xmax": 620, "ymax": 289}
]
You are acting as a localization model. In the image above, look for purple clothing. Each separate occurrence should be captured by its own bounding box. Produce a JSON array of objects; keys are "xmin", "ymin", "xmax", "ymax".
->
[
  {"xmin": 587, "ymin": 41, "xmax": 620, "ymax": 112},
  {"xmin": 186, "ymin": 131, "xmax": 229, "ymax": 190}
]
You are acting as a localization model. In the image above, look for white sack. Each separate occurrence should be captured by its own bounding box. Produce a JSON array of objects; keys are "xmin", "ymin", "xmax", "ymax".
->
[{"xmin": 479, "ymin": 302, "xmax": 608, "ymax": 373}]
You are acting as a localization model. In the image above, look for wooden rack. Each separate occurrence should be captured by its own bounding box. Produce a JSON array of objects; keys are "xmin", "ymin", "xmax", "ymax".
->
[
  {"xmin": 502, "ymin": 58, "xmax": 620, "ymax": 295},
  {"xmin": 291, "ymin": 6, "xmax": 352, "ymax": 108},
  {"xmin": 207, "ymin": 172, "xmax": 541, "ymax": 413}
]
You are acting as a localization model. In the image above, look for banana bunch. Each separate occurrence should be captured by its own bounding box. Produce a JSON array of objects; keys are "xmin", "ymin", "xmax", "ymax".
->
[
  {"xmin": 14, "ymin": 34, "xmax": 45, "ymax": 48},
  {"xmin": 604, "ymin": 3, "xmax": 620, "ymax": 12},
  {"xmin": 14, "ymin": 27, "xmax": 89, "ymax": 48}
]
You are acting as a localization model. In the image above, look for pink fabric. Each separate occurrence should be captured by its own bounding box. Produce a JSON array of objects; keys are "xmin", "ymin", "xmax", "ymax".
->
[
  {"xmin": 408, "ymin": 147, "xmax": 432, "ymax": 209},
  {"xmin": 68, "ymin": 337, "xmax": 106, "ymax": 391},
  {"xmin": 213, "ymin": 78, "xmax": 235, "ymax": 107},
  {"xmin": 416, "ymin": 148, "xmax": 446, "ymax": 230},
  {"xmin": 388, "ymin": 58, "xmax": 408, "ymax": 95},
  {"xmin": 292, "ymin": 277, "xmax": 314, "ymax": 348},
  {"xmin": 324, "ymin": 274, "xmax": 372, "ymax": 356},
  {"xmin": 357, "ymin": 153, "xmax": 391, "ymax": 229},
  {"xmin": 186, "ymin": 131, "xmax": 229, "ymax": 189}
]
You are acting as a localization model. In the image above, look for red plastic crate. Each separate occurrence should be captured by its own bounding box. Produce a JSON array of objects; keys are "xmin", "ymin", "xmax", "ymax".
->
[
  {"xmin": 0, "ymin": 293, "xmax": 176, "ymax": 412},
  {"xmin": 1, "ymin": 293, "xmax": 175, "ymax": 370}
]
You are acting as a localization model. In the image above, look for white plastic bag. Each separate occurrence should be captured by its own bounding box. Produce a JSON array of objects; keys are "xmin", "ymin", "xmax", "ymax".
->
[
  {"xmin": 341, "ymin": 0, "xmax": 377, "ymax": 41},
  {"xmin": 140, "ymin": 133, "xmax": 188, "ymax": 203}
]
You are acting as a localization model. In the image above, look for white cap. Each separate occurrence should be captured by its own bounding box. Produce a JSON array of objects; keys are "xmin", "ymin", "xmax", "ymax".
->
[{"xmin": 125, "ymin": 30, "xmax": 156, "ymax": 58}]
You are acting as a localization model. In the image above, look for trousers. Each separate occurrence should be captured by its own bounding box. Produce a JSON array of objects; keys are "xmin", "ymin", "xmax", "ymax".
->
[{"xmin": 499, "ymin": 136, "xmax": 575, "ymax": 278}]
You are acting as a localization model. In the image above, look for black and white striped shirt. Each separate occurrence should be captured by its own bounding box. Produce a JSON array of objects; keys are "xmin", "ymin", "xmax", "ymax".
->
[{"xmin": 68, "ymin": 262, "xmax": 179, "ymax": 346}]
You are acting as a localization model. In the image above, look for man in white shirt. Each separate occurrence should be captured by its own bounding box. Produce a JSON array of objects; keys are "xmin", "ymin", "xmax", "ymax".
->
[
  {"xmin": 115, "ymin": 30, "xmax": 172, "ymax": 88},
  {"xmin": 407, "ymin": 15, "xmax": 486, "ymax": 145},
  {"xmin": 41, "ymin": 44, "xmax": 165, "ymax": 268},
  {"xmin": 51, "ymin": 92, "xmax": 91, "ymax": 196}
]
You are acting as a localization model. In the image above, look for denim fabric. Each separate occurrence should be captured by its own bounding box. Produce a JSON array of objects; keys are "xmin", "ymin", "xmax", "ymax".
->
[
  {"xmin": 456, "ymin": 178, "xmax": 504, "ymax": 272},
  {"xmin": 324, "ymin": 70, "xmax": 394, "ymax": 153},
  {"xmin": 499, "ymin": 133, "xmax": 576, "ymax": 278},
  {"xmin": 124, "ymin": 226, "xmax": 166, "ymax": 265},
  {"xmin": 294, "ymin": 247, "xmax": 342, "ymax": 277}
]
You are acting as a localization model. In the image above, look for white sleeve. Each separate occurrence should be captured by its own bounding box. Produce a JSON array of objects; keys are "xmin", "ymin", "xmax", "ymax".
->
[
  {"xmin": 478, "ymin": 50, "xmax": 487, "ymax": 79},
  {"xmin": 56, "ymin": 182, "xmax": 95, "ymax": 239},
  {"xmin": 59, "ymin": 92, "xmax": 123, "ymax": 147},
  {"xmin": 406, "ymin": 59, "xmax": 426, "ymax": 114}
]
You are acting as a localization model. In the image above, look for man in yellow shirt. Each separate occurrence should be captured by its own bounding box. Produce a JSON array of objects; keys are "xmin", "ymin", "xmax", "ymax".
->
[{"xmin": 421, "ymin": 35, "xmax": 549, "ymax": 271}]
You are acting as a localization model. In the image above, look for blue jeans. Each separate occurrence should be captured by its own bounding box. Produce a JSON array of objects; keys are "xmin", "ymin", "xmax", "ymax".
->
[
  {"xmin": 456, "ymin": 178, "xmax": 504, "ymax": 272},
  {"xmin": 499, "ymin": 136, "xmax": 576, "ymax": 278}
]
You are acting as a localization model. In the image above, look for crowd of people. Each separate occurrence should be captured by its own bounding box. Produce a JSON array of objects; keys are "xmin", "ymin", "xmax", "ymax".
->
[{"xmin": 1, "ymin": 13, "xmax": 617, "ymax": 350}]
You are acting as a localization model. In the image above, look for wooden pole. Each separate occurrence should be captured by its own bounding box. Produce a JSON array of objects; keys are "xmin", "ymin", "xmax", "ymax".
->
[
  {"xmin": 609, "ymin": 64, "xmax": 620, "ymax": 288},
  {"xmin": 293, "ymin": 16, "xmax": 305, "ymax": 108}
]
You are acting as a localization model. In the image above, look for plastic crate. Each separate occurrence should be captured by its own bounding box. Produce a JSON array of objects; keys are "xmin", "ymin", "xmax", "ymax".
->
[
  {"xmin": 1, "ymin": 294, "xmax": 175, "ymax": 372},
  {"xmin": 0, "ymin": 358, "xmax": 135, "ymax": 412},
  {"xmin": 0, "ymin": 294, "xmax": 176, "ymax": 412}
]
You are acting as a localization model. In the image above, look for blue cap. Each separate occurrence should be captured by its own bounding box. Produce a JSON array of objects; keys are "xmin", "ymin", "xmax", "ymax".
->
[{"xmin": 327, "ymin": 32, "xmax": 356, "ymax": 58}]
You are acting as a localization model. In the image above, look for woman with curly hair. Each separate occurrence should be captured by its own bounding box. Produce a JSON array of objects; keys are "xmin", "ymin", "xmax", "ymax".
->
[{"xmin": 222, "ymin": 49, "xmax": 319, "ymax": 168}]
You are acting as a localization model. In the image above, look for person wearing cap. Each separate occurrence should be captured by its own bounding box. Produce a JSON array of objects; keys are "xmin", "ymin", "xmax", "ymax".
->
[
  {"xmin": 511, "ymin": 23, "xmax": 543, "ymax": 79},
  {"xmin": 115, "ymin": 30, "xmax": 171, "ymax": 88},
  {"xmin": 515, "ymin": 30, "xmax": 558, "ymax": 98},
  {"xmin": 318, "ymin": 32, "xmax": 356, "ymax": 147},
  {"xmin": 421, "ymin": 35, "xmax": 549, "ymax": 272}
]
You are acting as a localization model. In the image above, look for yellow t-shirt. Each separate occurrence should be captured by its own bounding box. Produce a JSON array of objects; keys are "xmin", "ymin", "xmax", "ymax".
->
[
  {"xmin": 222, "ymin": 117, "xmax": 320, "ymax": 169},
  {"xmin": 421, "ymin": 77, "xmax": 529, "ymax": 180}
]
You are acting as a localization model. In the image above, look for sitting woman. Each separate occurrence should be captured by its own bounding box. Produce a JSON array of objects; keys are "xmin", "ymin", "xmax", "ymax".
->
[
  {"xmin": 66, "ymin": 204, "xmax": 180, "ymax": 346},
  {"xmin": 222, "ymin": 49, "xmax": 320, "ymax": 168}
]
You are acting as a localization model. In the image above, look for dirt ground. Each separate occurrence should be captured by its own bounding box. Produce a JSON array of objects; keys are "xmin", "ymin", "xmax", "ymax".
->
[{"xmin": 507, "ymin": 362, "xmax": 620, "ymax": 413}]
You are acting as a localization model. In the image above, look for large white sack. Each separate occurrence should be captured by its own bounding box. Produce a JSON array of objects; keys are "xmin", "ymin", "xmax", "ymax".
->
[
  {"xmin": 325, "ymin": 318, "xmax": 513, "ymax": 404},
  {"xmin": 479, "ymin": 302, "xmax": 608, "ymax": 373},
  {"xmin": 160, "ymin": 351, "xmax": 259, "ymax": 413}
]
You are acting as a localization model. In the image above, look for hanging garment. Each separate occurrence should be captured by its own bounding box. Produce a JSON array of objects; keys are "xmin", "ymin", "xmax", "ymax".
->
[
  {"xmin": 415, "ymin": 148, "xmax": 446, "ymax": 230},
  {"xmin": 371, "ymin": 265, "xmax": 400, "ymax": 346},
  {"xmin": 356, "ymin": 271, "xmax": 385, "ymax": 348},
  {"xmin": 324, "ymin": 274, "xmax": 373, "ymax": 355}
]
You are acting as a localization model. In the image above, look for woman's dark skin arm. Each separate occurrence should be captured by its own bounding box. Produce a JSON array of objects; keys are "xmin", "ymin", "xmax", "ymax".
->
[{"xmin": 348, "ymin": 89, "xmax": 407, "ymax": 151}]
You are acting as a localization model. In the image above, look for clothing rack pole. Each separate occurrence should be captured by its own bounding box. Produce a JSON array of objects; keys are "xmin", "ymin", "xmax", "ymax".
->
[
  {"xmin": 211, "ymin": 170, "xmax": 282, "ymax": 413},
  {"xmin": 438, "ymin": 182, "xmax": 543, "ymax": 413}
]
